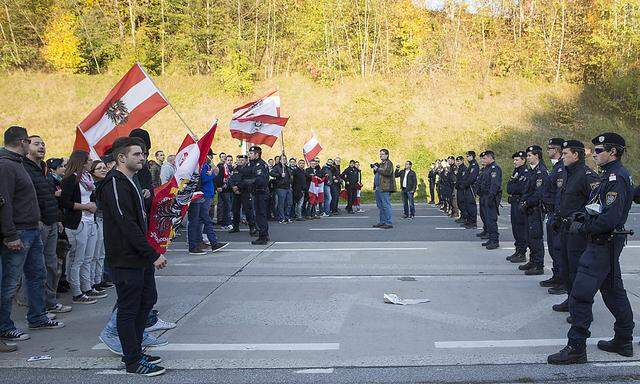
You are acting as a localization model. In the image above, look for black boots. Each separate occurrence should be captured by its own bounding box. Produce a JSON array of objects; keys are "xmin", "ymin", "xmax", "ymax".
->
[
  {"xmin": 597, "ymin": 338, "xmax": 634, "ymax": 357},
  {"xmin": 547, "ymin": 345, "xmax": 587, "ymax": 365}
]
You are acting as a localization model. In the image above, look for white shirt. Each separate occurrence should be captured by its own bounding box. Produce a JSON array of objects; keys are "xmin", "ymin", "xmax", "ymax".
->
[
  {"xmin": 80, "ymin": 183, "xmax": 94, "ymax": 222},
  {"xmin": 402, "ymin": 171, "xmax": 408, "ymax": 189}
]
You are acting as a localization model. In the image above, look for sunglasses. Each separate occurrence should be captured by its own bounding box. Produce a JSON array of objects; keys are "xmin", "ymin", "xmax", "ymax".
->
[{"xmin": 594, "ymin": 147, "xmax": 608, "ymax": 154}]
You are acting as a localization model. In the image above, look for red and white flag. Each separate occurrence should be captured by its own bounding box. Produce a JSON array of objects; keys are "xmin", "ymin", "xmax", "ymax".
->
[
  {"xmin": 74, "ymin": 63, "xmax": 168, "ymax": 158},
  {"xmin": 229, "ymin": 90, "xmax": 289, "ymax": 147},
  {"xmin": 146, "ymin": 121, "xmax": 217, "ymax": 254},
  {"xmin": 302, "ymin": 133, "xmax": 322, "ymax": 162},
  {"xmin": 308, "ymin": 174, "xmax": 325, "ymax": 205}
]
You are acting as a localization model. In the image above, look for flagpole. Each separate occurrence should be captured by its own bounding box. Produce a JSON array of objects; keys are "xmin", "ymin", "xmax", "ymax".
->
[{"xmin": 137, "ymin": 62, "xmax": 198, "ymax": 140}]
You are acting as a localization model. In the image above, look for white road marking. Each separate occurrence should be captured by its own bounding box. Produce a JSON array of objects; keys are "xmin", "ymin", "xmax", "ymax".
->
[
  {"xmin": 435, "ymin": 336, "xmax": 640, "ymax": 349},
  {"xmin": 436, "ymin": 227, "xmax": 508, "ymax": 230},
  {"xmin": 296, "ymin": 368, "xmax": 335, "ymax": 374},
  {"xmin": 593, "ymin": 361, "xmax": 640, "ymax": 367},
  {"xmin": 92, "ymin": 343, "xmax": 340, "ymax": 351},
  {"xmin": 170, "ymin": 247, "xmax": 431, "ymax": 253},
  {"xmin": 96, "ymin": 370, "xmax": 126, "ymax": 375},
  {"xmin": 325, "ymin": 216, "xmax": 370, "ymax": 219},
  {"xmin": 308, "ymin": 228, "xmax": 382, "ymax": 231}
]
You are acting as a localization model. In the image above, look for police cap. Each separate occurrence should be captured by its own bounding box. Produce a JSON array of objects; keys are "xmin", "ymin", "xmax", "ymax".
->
[
  {"xmin": 526, "ymin": 145, "xmax": 543, "ymax": 153},
  {"xmin": 249, "ymin": 145, "xmax": 262, "ymax": 153},
  {"xmin": 479, "ymin": 151, "xmax": 486, "ymax": 157},
  {"xmin": 548, "ymin": 138, "xmax": 565, "ymax": 147},
  {"xmin": 466, "ymin": 150, "xmax": 476, "ymax": 157},
  {"xmin": 562, "ymin": 140, "xmax": 584, "ymax": 150},
  {"xmin": 591, "ymin": 132, "xmax": 625, "ymax": 147},
  {"xmin": 455, "ymin": 156, "xmax": 464, "ymax": 161},
  {"xmin": 483, "ymin": 150, "xmax": 495, "ymax": 158},
  {"xmin": 447, "ymin": 156, "xmax": 455, "ymax": 160},
  {"xmin": 512, "ymin": 151, "xmax": 526, "ymax": 159}
]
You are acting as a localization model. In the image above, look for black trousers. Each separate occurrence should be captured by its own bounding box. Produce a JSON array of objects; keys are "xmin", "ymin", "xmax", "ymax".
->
[
  {"xmin": 525, "ymin": 208, "xmax": 545, "ymax": 267},
  {"xmin": 463, "ymin": 188, "xmax": 477, "ymax": 225},
  {"xmin": 510, "ymin": 199, "xmax": 527, "ymax": 254},
  {"xmin": 346, "ymin": 187, "xmax": 357, "ymax": 212},
  {"xmin": 559, "ymin": 229, "xmax": 587, "ymax": 295},
  {"xmin": 232, "ymin": 191, "xmax": 255, "ymax": 229},
  {"xmin": 546, "ymin": 219, "xmax": 561, "ymax": 277},
  {"xmin": 428, "ymin": 181, "xmax": 435, "ymax": 203},
  {"xmin": 254, "ymin": 191, "xmax": 270, "ymax": 239},
  {"xmin": 330, "ymin": 185, "xmax": 340, "ymax": 212},
  {"xmin": 113, "ymin": 266, "xmax": 157, "ymax": 366}
]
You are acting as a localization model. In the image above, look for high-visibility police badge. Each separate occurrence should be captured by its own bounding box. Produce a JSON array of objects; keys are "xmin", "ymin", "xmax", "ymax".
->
[
  {"xmin": 605, "ymin": 191, "xmax": 618, "ymax": 206},
  {"xmin": 536, "ymin": 178, "xmax": 543, "ymax": 187},
  {"xmin": 491, "ymin": 171, "xmax": 497, "ymax": 178},
  {"xmin": 556, "ymin": 178, "xmax": 563, "ymax": 188}
]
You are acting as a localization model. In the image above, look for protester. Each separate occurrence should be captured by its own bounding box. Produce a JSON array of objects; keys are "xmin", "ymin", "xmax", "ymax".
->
[
  {"xmin": 341, "ymin": 160, "xmax": 359, "ymax": 214},
  {"xmin": 214, "ymin": 154, "xmax": 233, "ymax": 230},
  {"xmin": 291, "ymin": 158, "xmax": 307, "ymax": 220},
  {"xmin": 149, "ymin": 150, "xmax": 164, "ymax": 189},
  {"xmin": 1, "ymin": 126, "xmax": 64, "ymax": 349},
  {"xmin": 97, "ymin": 136, "xmax": 167, "ymax": 376},
  {"xmin": 61, "ymin": 150, "xmax": 104, "ymax": 304},
  {"xmin": 159, "ymin": 154, "xmax": 176, "ymax": 184},
  {"xmin": 89, "ymin": 160, "xmax": 112, "ymax": 291},
  {"xmin": 271, "ymin": 155, "xmax": 293, "ymax": 223},
  {"xmin": 46, "ymin": 157, "xmax": 71, "ymax": 294},
  {"xmin": 321, "ymin": 159, "xmax": 334, "ymax": 217}
]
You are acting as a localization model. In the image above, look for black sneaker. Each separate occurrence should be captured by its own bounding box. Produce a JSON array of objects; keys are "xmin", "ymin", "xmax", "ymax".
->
[
  {"xmin": 92, "ymin": 285, "xmax": 107, "ymax": 293},
  {"xmin": 0, "ymin": 329, "xmax": 30, "ymax": 341},
  {"xmin": 28, "ymin": 319, "xmax": 65, "ymax": 330},
  {"xmin": 597, "ymin": 338, "xmax": 634, "ymax": 357},
  {"xmin": 85, "ymin": 290, "xmax": 108, "ymax": 299},
  {"xmin": 72, "ymin": 294, "xmax": 97, "ymax": 305},
  {"xmin": 475, "ymin": 231, "xmax": 487, "ymax": 238},
  {"xmin": 98, "ymin": 281, "xmax": 115, "ymax": 289},
  {"xmin": 539, "ymin": 277, "xmax": 559, "ymax": 287},
  {"xmin": 228, "ymin": 227, "xmax": 240, "ymax": 233},
  {"xmin": 548, "ymin": 285, "xmax": 568, "ymax": 295},
  {"xmin": 510, "ymin": 254, "xmax": 526, "ymax": 263},
  {"xmin": 189, "ymin": 246, "xmax": 208, "ymax": 255},
  {"xmin": 525, "ymin": 266, "xmax": 544, "ymax": 275},
  {"xmin": 485, "ymin": 243, "xmax": 499, "ymax": 250},
  {"xmin": 251, "ymin": 238, "xmax": 269, "ymax": 245},
  {"xmin": 547, "ymin": 345, "xmax": 587, "ymax": 365},
  {"xmin": 141, "ymin": 353, "xmax": 163, "ymax": 365},
  {"xmin": 552, "ymin": 299, "xmax": 569, "ymax": 312},
  {"xmin": 481, "ymin": 240, "xmax": 491, "ymax": 246},
  {"xmin": 210, "ymin": 242, "xmax": 229, "ymax": 253},
  {"xmin": 464, "ymin": 223, "xmax": 477, "ymax": 229},
  {"xmin": 126, "ymin": 360, "xmax": 166, "ymax": 376},
  {"xmin": 518, "ymin": 261, "xmax": 534, "ymax": 271}
]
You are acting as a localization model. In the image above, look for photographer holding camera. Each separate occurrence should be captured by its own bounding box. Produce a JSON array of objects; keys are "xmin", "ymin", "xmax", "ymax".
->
[{"xmin": 371, "ymin": 149, "xmax": 396, "ymax": 229}]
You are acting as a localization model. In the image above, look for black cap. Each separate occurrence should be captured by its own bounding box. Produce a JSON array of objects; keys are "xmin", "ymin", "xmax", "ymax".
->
[
  {"xmin": 526, "ymin": 145, "xmax": 542, "ymax": 153},
  {"xmin": 592, "ymin": 132, "xmax": 625, "ymax": 147},
  {"xmin": 479, "ymin": 151, "xmax": 486, "ymax": 157},
  {"xmin": 483, "ymin": 150, "xmax": 495, "ymax": 157},
  {"xmin": 512, "ymin": 151, "xmax": 526, "ymax": 159},
  {"xmin": 129, "ymin": 128, "xmax": 151, "ymax": 152},
  {"xmin": 548, "ymin": 138, "xmax": 565, "ymax": 147},
  {"xmin": 249, "ymin": 145, "xmax": 262, "ymax": 153},
  {"xmin": 562, "ymin": 140, "xmax": 584, "ymax": 150},
  {"xmin": 456, "ymin": 156, "xmax": 464, "ymax": 161},
  {"xmin": 46, "ymin": 158, "xmax": 64, "ymax": 170},
  {"xmin": 236, "ymin": 154, "xmax": 248, "ymax": 159},
  {"xmin": 466, "ymin": 150, "xmax": 476, "ymax": 157},
  {"xmin": 447, "ymin": 156, "xmax": 455, "ymax": 160}
]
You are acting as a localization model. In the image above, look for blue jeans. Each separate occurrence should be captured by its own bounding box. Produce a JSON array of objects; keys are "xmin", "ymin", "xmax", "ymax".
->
[
  {"xmin": 323, "ymin": 185, "xmax": 332, "ymax": 214},
  {"xmin": 375, "ymin": 189, "xmax": 392, "ymax": 225},
  {"xmin": 220, "ymin": 192, "xmax": 233, "ymax": 226},
  {"xmin": 1, "ymin": 229, "xmax": 48, "ymax": 331},
  {"xmin": 402, "ymin": 190, "xmax": 415, "ymax": 217},
  {"xmin": 275, "ymin": 189, "xmax": 293, "ymax": 221},
  {"xmin": 187, "ymin": 197, "xmax": 217, "ymax": 249}
]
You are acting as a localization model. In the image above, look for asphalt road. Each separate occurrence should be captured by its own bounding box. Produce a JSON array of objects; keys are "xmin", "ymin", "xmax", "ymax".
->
[{"xmin": 2, "ymin": 203, "xmax": 640, "ymax": 383}]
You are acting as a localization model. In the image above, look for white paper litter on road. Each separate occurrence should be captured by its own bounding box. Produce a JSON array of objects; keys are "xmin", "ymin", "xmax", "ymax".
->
[
  {"xmin": 383, "ymin": 293, "xmax": 430, "ymax": 305},
  {"xmin": 27, "ymin": 355, "xmax": 51, "ymax": 362}
]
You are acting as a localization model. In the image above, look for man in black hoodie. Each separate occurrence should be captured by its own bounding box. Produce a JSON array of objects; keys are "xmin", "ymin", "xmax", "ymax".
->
[{"xmin": 98, "ymin": 136, "xmax": 167, "ymax": 376}]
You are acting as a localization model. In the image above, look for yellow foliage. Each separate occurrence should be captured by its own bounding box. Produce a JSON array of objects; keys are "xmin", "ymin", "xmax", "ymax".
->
[{"xmin": 42, "ymin": 12, "xmax": 85, "ymax": 72}]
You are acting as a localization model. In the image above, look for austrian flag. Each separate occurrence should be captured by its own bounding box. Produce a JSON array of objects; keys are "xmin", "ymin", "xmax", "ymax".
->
[
  {"xmin": 229, "ymin": 90, "xmax": 289, "ymax": 147},
  {"xmin": 74, "ymin": 63, "xmax": 168, "ymax": 158},
  {"xmin": 303, "ymin": 133, "xmax": 322, "ymax": 162},
  {"xmin": 308, "ymin": 174, "xmax": 325, "ymax": 205}
]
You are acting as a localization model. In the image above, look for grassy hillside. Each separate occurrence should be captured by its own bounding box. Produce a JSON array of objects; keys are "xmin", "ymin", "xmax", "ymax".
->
[{"xmin": 1, "ymin": 72, "xmax": 638, "ymax": 201}]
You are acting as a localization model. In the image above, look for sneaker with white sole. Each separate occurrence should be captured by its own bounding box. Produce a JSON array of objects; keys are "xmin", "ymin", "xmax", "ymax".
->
[
  {"xmin": 210, "ymin": 242, "xmax": 229, "ymax": 253},
  {"xmin": 28, "ymin": 319, "xmax": 65, "ymax": 330},
  {"xmin": 47, "ymin": 303, "xmax": 72, "ymax": 314},
  {"xmin": 72, "ymin": 294, "xmax": 97, "ymax": 304},
  {"xmin": 25, "ymin": 313, "xmax": 56, "ymax": 321},
  {"xmin": 0, "ymin": 329, "xmax": 30, "ymax": 341},
  {"xmin": 126, "ymin": 359, "xmax": 166, "ymax": 376},
  {"xmin": 85, "ymin": 290, "xmax": 108, "ymax": 299},
  {"xmin": 142, "ymin": 332, "xmax": 169, "ymax": 348},
  {"xmin": 145, "ymin": 318, "xmax": 176, "ymax": 332},
  {"xmin": 99, "ymin": 333, "xmax": 122, "ymax": 355}
]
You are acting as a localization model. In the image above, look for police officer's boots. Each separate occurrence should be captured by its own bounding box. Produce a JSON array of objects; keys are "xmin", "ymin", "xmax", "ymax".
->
[
  {"xmin": 547, "ymin": 345, "xmax": 587, "ymax": 365},
  {"xmin": 510, "ymin": 253, "xmax": 526, "ymax": 263},
  {"xmin": 506, "ymin": 251, "xmax": 520, "ymax": 261},
  {"xmin": 597, "ymin": 338, "xmax": 633, "ymax": 357}
]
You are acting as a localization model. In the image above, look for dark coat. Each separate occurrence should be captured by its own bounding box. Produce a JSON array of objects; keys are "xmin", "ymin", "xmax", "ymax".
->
[
  {"xmin": 394, "ymin": 169, "xmax": 417, "ymax": 192},
  {"xmin": 61, "ymin": 175, "xmax": 95, "ymax": 230},
  {"xmin": 23, "ymin": 157, "xmax": 59, "ymax": 225},
  {"xmin": 0, "ymin": 148, "xmax": 40, "ymax": 242},
  {"xmin": 270, "ymin": 163, "xmax": 292, "ymax": 190}
]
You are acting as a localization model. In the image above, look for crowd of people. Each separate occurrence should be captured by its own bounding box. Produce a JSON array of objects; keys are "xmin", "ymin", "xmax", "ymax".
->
[{"xmin": 2, "ymin": 123, "xmax": 640, "ymax": 374}]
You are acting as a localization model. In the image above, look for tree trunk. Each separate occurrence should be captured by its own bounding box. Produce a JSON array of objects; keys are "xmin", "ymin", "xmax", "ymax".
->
[
  {"xmin": 161, "ymin": 0, "xmax": 165, "ymax": 74},
  {"xmin": 555, "ymin": 0, "xmax": 565, "ymax": 82},
  {"xmin": 127, "ymin": 0, "xmax": 136, "ymax": 49},
  {"xmin": 3, "ymin": 2, "xmax": 20, "ymax": 64}
]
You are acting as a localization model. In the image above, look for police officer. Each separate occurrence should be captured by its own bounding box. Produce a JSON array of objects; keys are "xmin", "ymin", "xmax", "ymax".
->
[
  {"xmin": 548, "ymin": 132, "xmax": 635, "ymax": 365},
  {"xmin": 428, "ymin": 164, "xmax": 437, "ymax": 205},
  {"xmin": 479, "ymin": 151, "xmax": 501, "ymax": 249},
  {"xmin": 551, "ymin": 140, "xmax": 600, "ymax": 317},
  {"xmin": 461, "ymin": 151, "xmax": 480, "ymax": 229},
  {"xmin": 455, "ymin": 156, "xmax": 467, "ymax": 224},
  {"xmin": 229, "ymin": 155, "xmax": 257, "ymax": 235},
  {"xmin": 506, "ymin": 151, "xmax": 529, "ymax": 262},
  {"xmin": 248, "ymin": 146, "xmax": 270, "ymax": 245},
  {"xmin": 541, "ymin": 138, "xmax": 566, "ymax": 291},
  {"xmin": 475, "ymin": 152, "xmax": 488, "ymax": 239},
  {"xmin": 518, "ymin": 145, "xmax": 548, "ymax": 275}
]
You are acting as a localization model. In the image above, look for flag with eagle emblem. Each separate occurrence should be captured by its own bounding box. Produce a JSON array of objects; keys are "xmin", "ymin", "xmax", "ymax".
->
[
  {"xmin": 229, "ymin": 89, "xmax": 289, "ymax": 147},
  {"xmin": 74, "ymin": 63, "xmax": 168, "ymax": 158}
]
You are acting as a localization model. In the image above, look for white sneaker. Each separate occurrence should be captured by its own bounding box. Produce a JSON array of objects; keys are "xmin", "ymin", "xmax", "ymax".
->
[
  {"xmin": 320, "ymin": 212, "xmax": 329, "ymax": 217},
  {"xmin": 145, "ymin": 318, "xmax": 177, "ymax": 332},
  {"xmin": 224, "ymin": 225, "xmax": 234, "ymax": 230},
  {"xmin": 47, "ymin": 303, "xmax": 72, "ymax": 314}
]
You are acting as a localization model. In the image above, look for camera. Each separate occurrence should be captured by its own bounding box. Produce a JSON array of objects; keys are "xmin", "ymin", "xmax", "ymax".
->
[{"xmin": 370, "ymin": 163, "xmax": 379, "ymax": 169}]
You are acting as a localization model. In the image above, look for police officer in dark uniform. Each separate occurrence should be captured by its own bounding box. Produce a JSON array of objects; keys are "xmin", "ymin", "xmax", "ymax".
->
[
  {"xmin": 455, "ymin": 156, "xmax": 467, "ymax": 224},
  {"xmin": 462, "ymin": 151, "xmax": 479, "ymax": 229},
  {"xmin": 229, "ymin": 154, "xmax": 257, "ymax": 236},
  {"xmin": 428, "ymin": 164, "xmax": 437, "ymax": 205},
  {"xmin": 540, "ymin": 138, "xmax": 565, "ymax": 289},
  {"xmin": 518, "ymin": 145, "xmax": 548, "ymax": 275},
  {"xmin": 548, "ymin": 132, "xmax": 635, "ymax": 365},
  {"xmin": 475, "ymin": 152, "xmax": 488, "ymax": 238},
  {"xmin": 550, "ymin": 140, "xmax": 600, "ymax": 317},
  {"xmin": 506, "ymin": 151, "xmax": 529, "ymax": 262},
  {"xmin": 247, "ymin": 146, "xmax": 270, "ymax": 245},
  {"xmin": 479, "ymin": 151, "xmax": 501, "ymax": 249}
]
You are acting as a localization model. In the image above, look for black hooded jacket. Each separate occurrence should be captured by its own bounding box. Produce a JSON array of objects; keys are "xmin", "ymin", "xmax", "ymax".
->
[
  {"xmin": 23, "ymin": 157, "xmax": 59, "ymax": 225},
  {"xmin": 98, "ymin": 169, "xmax": 158, "ymax": 269}
]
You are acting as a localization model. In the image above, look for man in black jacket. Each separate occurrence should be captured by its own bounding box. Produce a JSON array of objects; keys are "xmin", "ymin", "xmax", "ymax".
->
[
  {"xmin": 290, "ymin": 158, "xmax": 306, "ymax": 220},
  {"xmin": 395, "ymin": 161, "xmax": 417, "ymax": 219},
  {"xmin": 22, "ymin": 136, "xmax": 71, "ymax": 314},
  {"xmin": 428, "ymin": 164, "xmax": 437, "ymax": 205},
  {"xmin": 270, "ymin": 155, "xmax": 293, "ymax": 223},
  {"xmin": 98, "ymin": 136, "xmax": 167, "ymax": 376},
  {"xmin": 341, "ymin": 160, "xmax": 359, "ymax": 214}
]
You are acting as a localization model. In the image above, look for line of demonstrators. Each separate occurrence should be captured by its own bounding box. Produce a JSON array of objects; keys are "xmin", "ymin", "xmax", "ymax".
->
[
  {"xmin": 430, "ymin": 134, "xmax": 640, "ymax": 365},
  {"xmin": 2, "ymin": 123, "xmax": 640, "ymax": 375}
]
